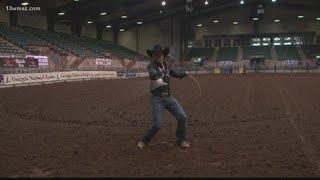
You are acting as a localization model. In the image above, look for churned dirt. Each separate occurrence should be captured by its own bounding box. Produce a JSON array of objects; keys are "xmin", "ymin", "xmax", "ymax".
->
[{"xmin": 0, "ymin": 74, "xmax": 320, "ymax": 177}]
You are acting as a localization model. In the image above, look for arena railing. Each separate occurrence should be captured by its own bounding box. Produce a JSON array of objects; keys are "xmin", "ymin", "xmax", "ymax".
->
[{"xmin": 1, "ymin": 64, "xmax": 319, "ymax": 76}]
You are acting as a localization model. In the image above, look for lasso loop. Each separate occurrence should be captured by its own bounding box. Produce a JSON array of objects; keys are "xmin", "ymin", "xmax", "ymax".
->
[{"xmin": 188, "ymin": 74, "xmax": 202, "ymax": 101}]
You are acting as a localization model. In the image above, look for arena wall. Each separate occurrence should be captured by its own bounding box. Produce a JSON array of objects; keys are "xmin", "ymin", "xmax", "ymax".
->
[
  {"xmin": 17, "ymin": 12, "xmax": 47, "ymax": 30},
  {"xmin": 54, "ymin": 22, "xmax": 71, "ymax": 34},
  {"xmin": 103, "ymin": 30, "xmax": 113, "ymax": 41},
  {"xmin": 118, "ymin": 28, "xmax": 137, "ymax": 52},
  {"xmin": 193, "ymin": 5, "xmax": 320, "ymax": 40},
  {"xmin": 82, "ymin": 23, "xmax": 96, "ymax": 39},
  {"xmin": 0, "ymin": 5, "xmax": 9, "ymax": 24},
  {"xmin": 117, "ymin": 19, "xmax": 174, "ymax": 56}
]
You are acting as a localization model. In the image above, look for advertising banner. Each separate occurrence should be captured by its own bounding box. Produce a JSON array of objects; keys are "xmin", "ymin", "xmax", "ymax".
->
[
  {"xmin": 0, "ymin": 74, "xmax": 3, "ymax": 84},
  {"xmin": 0, "ymin": 56, "xmax": 18, "ymax": 67},
  {"xmin": 25, "ymin": 55, "xmax": 39, "ymax": 67},
  {"xmin": 2, "ymin": 71, "xmax": 117, "ymax": 85},
  {"xmin": 35, "ymin": 56, "xmax": 48, "ymax": 66},
  {"xmin": 96, "ymin": 58, "xmax": 112, "ymax": 66}
]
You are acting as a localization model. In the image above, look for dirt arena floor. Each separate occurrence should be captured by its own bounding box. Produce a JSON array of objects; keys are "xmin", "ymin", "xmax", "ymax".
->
[{"xmin": 0, "ymin": 74, "xmax": 320, "ymax": 177}]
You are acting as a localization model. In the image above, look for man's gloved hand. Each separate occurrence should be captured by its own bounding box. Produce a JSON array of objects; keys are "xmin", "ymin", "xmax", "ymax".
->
[{"xmin": 156, "ymin": 78, "xmax": 168, "ymax": 86}]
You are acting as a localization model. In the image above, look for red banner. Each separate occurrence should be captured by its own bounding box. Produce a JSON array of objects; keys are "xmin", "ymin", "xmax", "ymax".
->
[{"xmin": 0, "ymin": 57, "xmax": 21, "ymax": 67}]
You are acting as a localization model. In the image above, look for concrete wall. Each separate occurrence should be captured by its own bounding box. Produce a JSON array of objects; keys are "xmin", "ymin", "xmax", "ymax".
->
[
  {"xmin": 192, "ymin": 5, "xmax": 320, "ymax": 40},
  {"xmin": 0, "ymin": 5, "xmax": 9, "ymax": 23},
  {"xmin": 116, "ymin": 19, "xmax": 176, "ymax": 56},
  {"xmin": 137, "ymin": 22, "xmax": 163, "ymax": 56},
  {"xmin": 194, "ymin": 6, "xmax": 253, "ymax": 40},
  {"xmin": 118, "ymin": 28, "xmax": 137, "ymax": 51},
  {"xmin": 17, "ymin": 12, "xmax": 47, "ymax": 30},
  {"xmin": 259, "ymin": 6, "xmax": 320, "ymax": 35},
  {"xmin": 103, "ymin": 30, "xmax": 113, "ymax": 41},
  {"xmin": 54, "ymin": 22, "xmax": 71, "ymax": 34},
  {"xmin": 82, "ymin": 23, "xmax": 96, "ymax": 38}
]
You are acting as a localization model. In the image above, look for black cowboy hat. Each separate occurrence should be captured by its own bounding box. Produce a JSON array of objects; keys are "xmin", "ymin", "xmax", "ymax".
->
[{"xmin": 146, "ymin": 44, "xmax": 169, "ymax": 57}]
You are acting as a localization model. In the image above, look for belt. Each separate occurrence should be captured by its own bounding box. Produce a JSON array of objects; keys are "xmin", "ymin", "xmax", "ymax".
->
[{"xmin": 153, "ymin": 91, "xmax": 171, "ymax": 97}]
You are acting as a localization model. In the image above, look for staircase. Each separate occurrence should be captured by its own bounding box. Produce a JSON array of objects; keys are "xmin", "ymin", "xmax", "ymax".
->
[
  {"xmin": 46, "ymin": 48, "xmax": 68, "ymax": 70},
  {"xmin": 212, "ymin": 47, "xmax": 219, "ymax": 62},
  {"xmin": 70, "ymin": 58, "xmax": 85, "ymax": 68},
  {"xmin": 237, "ymin": 46, "xmax": 243, "ymax": 61},
  {"xmin": 296, "ymin": 45, "xmax": 307, "ymax": 63},
  {"xmin": 271, "ymin": 46, "xmax": 278, "ymax": 61}
]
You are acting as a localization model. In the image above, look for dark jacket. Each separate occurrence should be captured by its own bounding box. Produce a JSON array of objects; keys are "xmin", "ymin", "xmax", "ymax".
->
[{"xmin": 148, "ymin": 61, "xmax": 187, "ymax": 95}]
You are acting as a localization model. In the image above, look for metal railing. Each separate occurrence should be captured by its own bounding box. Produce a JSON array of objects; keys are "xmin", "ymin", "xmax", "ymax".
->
[{"xmin": 1, "ymin": 64, "xmax": 319, "ymax": 75}]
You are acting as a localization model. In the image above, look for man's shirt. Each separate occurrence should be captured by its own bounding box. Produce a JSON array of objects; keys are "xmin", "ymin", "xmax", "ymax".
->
[{"xmin": 148, "ymin": 61, "xmax": 187, "ymax": 95}]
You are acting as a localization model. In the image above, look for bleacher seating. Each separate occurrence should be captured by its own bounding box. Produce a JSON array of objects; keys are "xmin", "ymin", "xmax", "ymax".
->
[
  {"xmin": 95, "ymin": 40, "xmax": 147, "ymax": 61},
  {"xmin": 187, "ymin": 48, "xmax": 214, "ymax": 60},
  {"xmin": 0, "ymin": 38, "xmax": 26, "ymax": 57},
  {"xmin": 301, "ymin": 45, "xmax": 320, "ymax": 57},
  {"xmin": 21, "ymin": 26, "xmax": 146, "ymax": 60},
  {"xmin": 62, "ymin": 35, "xmax": 109, "ymax": 57},
  {"xmin": 275, "ymin": 45, "xmax": 301, "ymax": 60},
  {"xmin": 217, "ymin": 47, "xmax": 238, "ymax": 61},
  {"xmin": 0, "ymin": 24, "xmax": 49, "ymax": 52},
  {"xmin": 243, "ymin": 46, "xmax": 271, "ymax": 59},
  {"xmin": 21, "ymin": 26, "xmax": 102, "ymax": 58}
]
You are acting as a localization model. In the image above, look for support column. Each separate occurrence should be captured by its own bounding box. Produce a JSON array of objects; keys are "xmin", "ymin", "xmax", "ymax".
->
[
  {"xmin": 9, "ymin": 11, "xmax": 17, "ymax": 26},
  {"xmin": 96, "ymin": 24, "xmax": 103, "ymax": 40},
  {"xmin": 47, "ymin": 8, "xmax": 55, "ymax": 32},
  {"xmin": 70, "ymin": 11, "xmax": 83, "ymax": 37},
  {"xmin": 7, "ymin": 1, "xmax": 17, "ymax": 26},
  {"xmin": 71, "ymin": 23, "xmax": 82, "ymax": 37},
  {"xmin": 136, "ymin": 27, "xmax": 139, "ymax": 53},
  {"xmin": 113, "ymin": 29, "xmax": 119, "ymax": 44}
]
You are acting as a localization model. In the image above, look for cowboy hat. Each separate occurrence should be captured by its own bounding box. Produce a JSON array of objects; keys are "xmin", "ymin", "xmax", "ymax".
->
[{"xmin": 146, "ymin": 44, "xmax": 169, "ymax": 57}]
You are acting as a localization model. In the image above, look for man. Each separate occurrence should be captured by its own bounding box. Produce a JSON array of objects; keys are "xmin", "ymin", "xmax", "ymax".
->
[{"xmin": 137, "ymin": 44, "xmax": 191, "ymax": 149}]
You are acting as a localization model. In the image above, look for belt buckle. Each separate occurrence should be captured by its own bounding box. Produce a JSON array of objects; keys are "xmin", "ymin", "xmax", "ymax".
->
[{"xmin": 161, "ymin": 92, "xmax": 168, "ymax": 97}]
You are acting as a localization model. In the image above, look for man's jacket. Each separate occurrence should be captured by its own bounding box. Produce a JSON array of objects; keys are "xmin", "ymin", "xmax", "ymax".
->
[{"xmin": 148, "ymin": 61, "xmax": 187, "ymax": 95}]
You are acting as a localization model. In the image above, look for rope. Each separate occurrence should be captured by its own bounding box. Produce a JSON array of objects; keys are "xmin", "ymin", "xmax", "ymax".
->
[
  {"xmin": 162, "ymin": 62, "xmax": 202, "ymax": 101},
  {"xmin": 188, "ymin": 73, "xmax": 202, "ymax": 100}
]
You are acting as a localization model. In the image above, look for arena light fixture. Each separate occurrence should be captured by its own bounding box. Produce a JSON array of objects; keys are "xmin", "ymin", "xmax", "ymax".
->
[
  {"xmin": 161, "ymin": 0, "xmax": 166, "ymax": 6},
  {"xmin": 233, "ymin": 21, "xmax": 239, "ymax": 25},
  {"xmin": 120, "ymin": 28, "xmax": 125, "ymax": 32},
  {"xmin": 87, "ymin": 21, "xmax": 92, "ymax": 24},
  {"xmin": 58, "ymin": 12, "xmax": 65, "ymax": 16},
  {"xmin": 197, "ymin": 24, "xmax": 203, "ymax": 27},
  {"xmin": 272, "ymin": 0, "xmax": 277, "ymax": 3},
  {"xmin": 240, "ymin": 0, "xmax": 244, "ymax": 5},
  {"xmin": 316, "ymin": 17, "xmax": 320, "ymax": 21},
  {"xmin": 253, "ymin": 17, "xmax": 259, "ymax": 21},
  {"xmin": 106, "ymin": 25, "xmax": 112, "ymax": 28},
  {"xmin": 100, "ymin": 12, "xmax": 107, "ymax": 16},
  {"xmin": 21, "ymin": 1, "xmax": 29, "ymax": 6},
  {"xmin": 274, "ymin": 19, "xmax": 280, "ymax": 23},
  {"xmin": 204, "ymin": 0, "xmax": 209, "ymax": 6},
  {"xmin": 213, "ymin": 20, "xmax": 219, "ymax": 23},
  {"xmin": 121, "ymin": 15, "xmax": 127, "ymax": 19},
  {"xmin": 298, "ymin": 15, "xmax": 304, "ymax": 19},
  {"xmin": 74, "ymin": 0, "xmax": 79, "ymax": 2},
  {"xmin": 137, "ymin": 21, "xmax": 143, "ymax": 25}
]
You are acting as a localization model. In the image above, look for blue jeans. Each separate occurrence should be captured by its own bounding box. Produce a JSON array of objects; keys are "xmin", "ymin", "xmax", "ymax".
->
[{"xmin": 141, "ymin": 94, "xmax": 187, "ymax": 145}]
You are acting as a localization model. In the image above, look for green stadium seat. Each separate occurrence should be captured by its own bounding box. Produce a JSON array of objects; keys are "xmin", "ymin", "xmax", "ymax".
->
[
  {"xmin": 275, "ymin": 46, "xmax": 301, "ymax": 61},
  {"xmin": 217, "ymin": 47, "xmax": 238, "ymax": 61}
]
